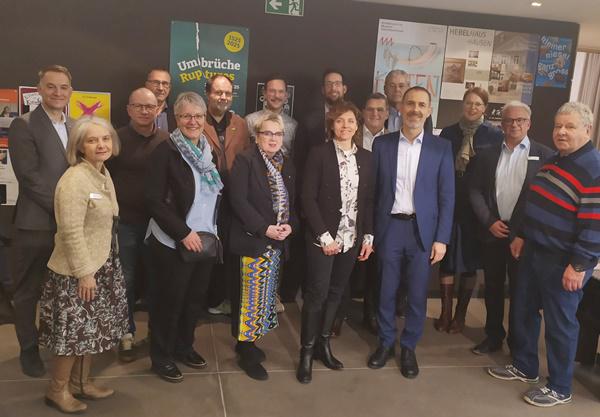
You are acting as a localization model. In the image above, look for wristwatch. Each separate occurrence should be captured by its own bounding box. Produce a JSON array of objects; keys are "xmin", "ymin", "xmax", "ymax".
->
[{"xmin": 571, "ymin": 264, "xmax": 587, "ymax": 273}]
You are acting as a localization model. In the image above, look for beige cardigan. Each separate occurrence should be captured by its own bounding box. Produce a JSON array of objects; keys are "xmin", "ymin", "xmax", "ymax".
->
[{"xmin": 47, "ymin": 159, "xmax": 119, "ymax": 278}]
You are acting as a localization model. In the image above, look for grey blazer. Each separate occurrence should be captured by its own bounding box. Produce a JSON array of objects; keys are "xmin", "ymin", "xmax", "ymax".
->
[{"xmin": 8, "ymin": 105, "xmax": 72, "ymax": 231}]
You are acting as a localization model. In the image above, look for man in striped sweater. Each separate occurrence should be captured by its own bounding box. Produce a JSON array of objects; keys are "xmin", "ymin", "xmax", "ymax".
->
[{"xmin": 487, "ymin": 102, "xmax": 600, "ymax": 407}]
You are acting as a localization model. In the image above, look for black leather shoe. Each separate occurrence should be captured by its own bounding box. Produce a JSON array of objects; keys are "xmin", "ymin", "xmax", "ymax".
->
[
  {"xmin": 20, "ymin": 346, "xmax": 45, "ymax": 377},
  {"xmin": 152, "ymin": 361, "xmax": 183, "ymax": 383},
  {"xmin": 368, "ymin": 345, "xmax": 395, "ymax": 369},
  {"xmin": 175, "ymin": 350, "xmax": 208, "ymax": 369},
  {"xmin": 400, "ymin": 347, "xmax": 419, "ymax": 379},
  {"xmin": 315, "ymin": 336, "xmax": 343, "ymax": 370},
  {"xmin": 238, "ymin": 358, "xmax": 268, "ymax": 381},
  {"xmin": 235, "ymin": 341, "xmax": 266, "ymax": 363},
  {"xmin": 296, "ymin": 347, "xmax": 314, "ymax": 384},
  {"xmin": 472, "ymin": 338, "xmax": 502, "ymax": 355}
]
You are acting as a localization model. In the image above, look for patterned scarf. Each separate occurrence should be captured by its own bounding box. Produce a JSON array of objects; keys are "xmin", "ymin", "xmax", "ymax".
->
[
  {"xmin": 171, "ymin": 128, "xmax": 223, "ymax": 194},
  {"xmin": 258, "ymin": 147, "xmax": 290, "ymax": 225},
  {"xmin": 455, "ymin": 116, "xmax": 484, "ymax": 174}
]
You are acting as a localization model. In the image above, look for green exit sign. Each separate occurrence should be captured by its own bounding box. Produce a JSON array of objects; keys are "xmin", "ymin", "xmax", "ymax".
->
[{"xmin": 265, "ymin": 0, "xmax": 304, "ymax": 17}]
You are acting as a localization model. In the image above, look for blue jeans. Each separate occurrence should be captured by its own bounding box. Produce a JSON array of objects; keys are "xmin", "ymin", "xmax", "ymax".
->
[
  {"xmin": 511, "ymin": 243, "xmax": 592, "ymax": 395},
  {"xmin": 117, "ymin": 223, "xmax": 147, "ymax": 335}
]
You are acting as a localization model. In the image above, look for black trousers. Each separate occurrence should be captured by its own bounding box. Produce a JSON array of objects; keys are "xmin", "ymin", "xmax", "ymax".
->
[
  {"xmin": 11, "ymin": 229, "xmax": 54, "ymax": 351},
  {"xmin": 481, "ymin": 238, "xmax": 519, "ymax": 345},
  {"xmin": 302, "ymin": 236, "xmax": 359, "ymax": 315},
  {"xmin": 148, "ymin": 237, "xmax": 213, "ymax": 365}
]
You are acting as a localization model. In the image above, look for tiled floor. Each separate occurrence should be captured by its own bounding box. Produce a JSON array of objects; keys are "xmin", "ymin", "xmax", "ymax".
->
[{"xmin": 0, "ymin": 298, "xmax": 599, "ymax": 417}]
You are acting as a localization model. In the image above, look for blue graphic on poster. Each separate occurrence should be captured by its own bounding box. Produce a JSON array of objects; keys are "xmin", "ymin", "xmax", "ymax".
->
[
  {"xmin": 535, "ymin": 36, "xmax": 572, "ymax": 88},
  {"xmin": 373, "ymin": 19, "xmax": 448, "ymax": 126}
]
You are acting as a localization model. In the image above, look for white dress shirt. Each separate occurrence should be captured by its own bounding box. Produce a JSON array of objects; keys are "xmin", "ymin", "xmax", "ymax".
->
[
  {"xmin": 391, "ymin": 130, "xmax": 423, "ymax": 215},
  {"xmin": 362, "ymin": 125, "xmax": 385, "ymax": 152},
  {"xmin": 42, "ymin": 104, "xmax": 68, "ymax": 149},
  {"xmin": 495, "ymin": 136, "xmax": 530, "ymax": 221}
]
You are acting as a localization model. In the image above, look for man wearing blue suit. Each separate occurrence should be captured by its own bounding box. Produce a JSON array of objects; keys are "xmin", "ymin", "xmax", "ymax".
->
[{"xmin": 368, "ymin": 87, "xmax": 455, "ymax": 378}]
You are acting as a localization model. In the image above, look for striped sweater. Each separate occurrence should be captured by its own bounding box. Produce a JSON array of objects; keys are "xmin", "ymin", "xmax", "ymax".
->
[{"xmin": 522, "ymin": 141, "xmax": 600, "ymax": 270}]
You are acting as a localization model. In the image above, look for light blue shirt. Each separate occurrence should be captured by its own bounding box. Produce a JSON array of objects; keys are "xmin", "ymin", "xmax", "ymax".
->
[
  {"xmin": 147, "ymin": 150, "xmax": 219, "ymax": 249},
  {"xmin": 495, "ymin": 136, "xmax": 530, "ymax": 221},
  {"xmin": 387, "ymin": 107, "xmax": 402, "ymax": 133},
  {"xmin": 391, "ymin": 130, "xmax": 423, "ymax": 215}
]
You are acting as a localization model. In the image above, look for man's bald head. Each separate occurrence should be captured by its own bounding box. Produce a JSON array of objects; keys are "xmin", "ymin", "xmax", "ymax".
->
[{"xmin": 127, "ymin": 87, "xmax": 159, "ymax": 130}]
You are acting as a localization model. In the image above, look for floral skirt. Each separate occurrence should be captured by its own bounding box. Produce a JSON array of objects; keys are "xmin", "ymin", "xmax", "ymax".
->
[{"xmin": 39, "ymin": 249, "xmax": 129, "ymax": 355}]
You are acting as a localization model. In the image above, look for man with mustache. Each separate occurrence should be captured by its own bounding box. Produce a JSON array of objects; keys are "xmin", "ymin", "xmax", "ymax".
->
[
  {"xmin": 246, "ymin": 74, "xmax": 297, "ymax": 157},
  {"xmin": 368, "ymin": 86, "xmax": 455, "ymax": 379}
]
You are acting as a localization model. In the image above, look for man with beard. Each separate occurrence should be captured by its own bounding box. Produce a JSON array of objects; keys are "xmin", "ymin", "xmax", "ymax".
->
[
  {"xmin": 368, "ymin": 87, "xmax": 454, "ymax": 379},
  {"xmin": 246, "ymin": 74, "xmax": 297, "ymax": 157},
  {"xmin": 203, "ymin": 74, "xmax": 250, "ymax": 316}
]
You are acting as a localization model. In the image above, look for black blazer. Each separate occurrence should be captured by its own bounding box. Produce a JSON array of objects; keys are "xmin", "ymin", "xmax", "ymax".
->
[
  {"xmin": 228, "ymin": 145, "xmax": 296, "ymax": 259},
  {"xmin": 145, "ymin": 138, "xmax": 220, "ymax": 242},
  {"xmin": 469, "ymin": 139, "xmax": 554, "ymax": 243},
  {"xmin": 302, "ymin": 141, "xmax": 374, "ymax": 245}
]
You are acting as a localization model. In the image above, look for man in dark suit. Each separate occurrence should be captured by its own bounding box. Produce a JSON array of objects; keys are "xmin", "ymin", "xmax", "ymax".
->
[
  {"xmin": 469, "ymin": 101, "xmax": 553, "ymax": 355},
  {"xmin": 8, "ymin": 65, "xmax": 73, "ymax": 377},
  {"xmin": 368, "ymin": 87, "xmax": 455, "ymax": 378}
]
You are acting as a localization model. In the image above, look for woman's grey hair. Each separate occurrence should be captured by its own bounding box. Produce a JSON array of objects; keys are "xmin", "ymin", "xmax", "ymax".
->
[
  {"xmin": 501, "ymin": 101, "xmax": 532, "ymax": 118},
  {"xmin": 66, "ymin": 116, "xmax": 120, "ymax": 166},
  {"xmin": 556, "ymin": 102, "xmax": 594, "ymax": 128},
  {"xmin": 173, "ymin": 91, "xmax": 207, "ymax": 116},
  {"xmin": 254, "ymin": 112, "xmax": 284, "ymax": 134}
]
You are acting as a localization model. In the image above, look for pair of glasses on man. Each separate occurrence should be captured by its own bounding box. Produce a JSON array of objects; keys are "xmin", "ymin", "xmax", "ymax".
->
[
  {"xmin": 501, "ymin": 117, "xmax": 529, "ymax": 126},
  {"xmin": 258, "ymin": 131, "xmax": 284, "ymax": 138},
  {"xmin": 128, "ymin": 104, "xmax": 158, "ymax": 112},
  {"xmin": 146, "ymin": 80, "xmax": 171, "ymax": 88}
]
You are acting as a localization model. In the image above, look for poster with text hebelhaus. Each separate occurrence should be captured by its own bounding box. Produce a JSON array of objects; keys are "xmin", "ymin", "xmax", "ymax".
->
[{"xmin": 170, "ymin": 21, "xmax": 250, "ymax": 116}]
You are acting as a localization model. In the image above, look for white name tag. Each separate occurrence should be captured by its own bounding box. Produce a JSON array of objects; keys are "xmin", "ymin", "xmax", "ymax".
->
[
  {"xmin": 528, "ymin": 156, "xmax": 540, "ymax": 161},
  {"xmin": 89, "ymin": 193, "xmax": 103, "ymax": 200}
]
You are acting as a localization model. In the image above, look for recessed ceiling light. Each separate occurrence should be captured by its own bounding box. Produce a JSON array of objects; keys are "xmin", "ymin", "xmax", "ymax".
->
[{"xmin": 531, "ymin": 1, "xmax": 542, "ymax": 6}]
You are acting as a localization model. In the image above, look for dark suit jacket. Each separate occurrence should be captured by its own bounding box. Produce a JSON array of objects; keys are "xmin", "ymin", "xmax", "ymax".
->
[
  {"xmin": 145, "ymin": 138, "xmax": 220, "ymax": 242},
  {"xmin": 373, "ymin": 131, "xmax": 455, "ymax": 249},
  {"xmin": 469, "ymin": 139, "xmax": 554, "ymax": 242},
  {"xmin": 8, "ymin": 106, "xmax": 72, "ymax": 231},
  {"xmin": 302, "ymin": 141, "xmax": 374, "ymax": 245},
  {"xmin": 228, "ymin": 145, "xmax": 296, "ymax": 259}
]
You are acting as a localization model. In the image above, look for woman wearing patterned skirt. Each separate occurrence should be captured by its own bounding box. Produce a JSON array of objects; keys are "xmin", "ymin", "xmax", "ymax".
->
[
  {"xmin": 39, "ymin": 116, "xmax": 128, "ymax": 414},
  {"xmin": 229, "ymin": 113, "xmax": 296, "ymax": 380}
]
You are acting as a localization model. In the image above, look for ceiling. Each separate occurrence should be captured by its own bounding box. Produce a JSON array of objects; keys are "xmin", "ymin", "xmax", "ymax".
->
[{"xmin": 356, "ymin": 0, "xmax": 600, "ymax": 51}]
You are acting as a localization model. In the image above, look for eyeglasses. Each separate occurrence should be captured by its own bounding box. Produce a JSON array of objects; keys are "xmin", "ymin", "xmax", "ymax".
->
[
  {"xmin": 177, "ymin": 113, "xmax": 205, "ymax": 122},
  {"xmin": 365, "ymin": 107, "xmax": 387, "ymax": 113},
  {"xmin": 146, "ymin": 80, "xmax": 171, "ymax": 88},
  {"xmin": 325, "ymin": 81, "xmax": 343, "ymax": 87},
  {"xmin": 258, "ymin": 130, "xmax": 284, "ymax": 139},
  {"xmin": 128, "ymin": 103, "xmax": 158, "ymax": 112},
  {"xmin": 464, "ymin": 101, "xmax": 485, "ymax": 108},
  {"xmin": 502, "ymin": 117, "xmax": 529, "ymax": 126}
]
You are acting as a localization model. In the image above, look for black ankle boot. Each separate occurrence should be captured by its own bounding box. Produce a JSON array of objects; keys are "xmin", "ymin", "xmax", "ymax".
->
[
  {"xmin": 315, "ymin": 335, "xmax": 343, "ymax": 370},
  {"xmin": 296, "ymin": 309, "xmax": 320, "ymax": 384}
]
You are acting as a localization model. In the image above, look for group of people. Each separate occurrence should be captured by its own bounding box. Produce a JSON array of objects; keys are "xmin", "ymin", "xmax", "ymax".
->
[{"xmin": 2, "ymin": 63, "xmax": 598, "ymax": 413}]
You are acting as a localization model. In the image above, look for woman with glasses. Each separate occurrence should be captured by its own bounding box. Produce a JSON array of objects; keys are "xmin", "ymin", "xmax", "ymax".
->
[
  {"xmin": 434, "ymin": 87, "xmax": 503, "ymax": 334},
  {"xmin": 145, "ymin": 92, "xmax": 223, "ymax": 383},
  {"xmin": 296, "ymin": 101, "xmax": 374, "ymax": 383},
  {"xmin": 228, "ymin": 113, "xmax": 296, "ymax": 380}
]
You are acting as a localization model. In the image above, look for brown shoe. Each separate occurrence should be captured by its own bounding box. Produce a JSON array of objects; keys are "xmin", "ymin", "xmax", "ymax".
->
[
  {"xmin": 45, "ymin": 355, "xmax": 88, "ymax": 414},
  {"xmin": 70, "ymin": 355, "xmax": 114, "ymax": 400}
]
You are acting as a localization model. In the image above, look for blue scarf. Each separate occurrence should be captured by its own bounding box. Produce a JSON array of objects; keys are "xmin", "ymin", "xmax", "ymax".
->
[{"xmin": 170, "ymin": 128, "xmax": 223, "ymax": 194}]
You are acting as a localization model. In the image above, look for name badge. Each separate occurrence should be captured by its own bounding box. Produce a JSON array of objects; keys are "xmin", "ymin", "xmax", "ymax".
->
[
  {"xmin": 527, "ymin": 156, "xmax": 540, "ymax": 161},
  {"xmin": 89, "ymin": 193, "xmax": 103, "ymax": 200}
]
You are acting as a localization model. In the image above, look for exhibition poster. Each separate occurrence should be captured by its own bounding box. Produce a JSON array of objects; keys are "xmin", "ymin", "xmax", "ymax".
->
[
  {"xmin": 0, "ymin": 90, "xmax": 19, "ymax": 205},
  {"xmin": 535, "ymin": 36, "xmax": 572, "ymax": 88},
  {"xmin": 487, "ymin": 31, "xmax": 540, "ymax": 105},
  {"xmin": 18, "ymin": 86, "xmax": 40, "ymax": 115},
  {"xmin": 441, "ymin": 27, "xmax": 495, "ymax": 100},
  {"xmin": 170, "ymin": 21, "xmax": 250, "ymax": 115},
  {"xmin": 373, "ymin": 19, "xmax": 448, "ymax": 125},
  {"xmin": 68, "ymin": 91, "xmax": 111, "ymax": 121}
]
